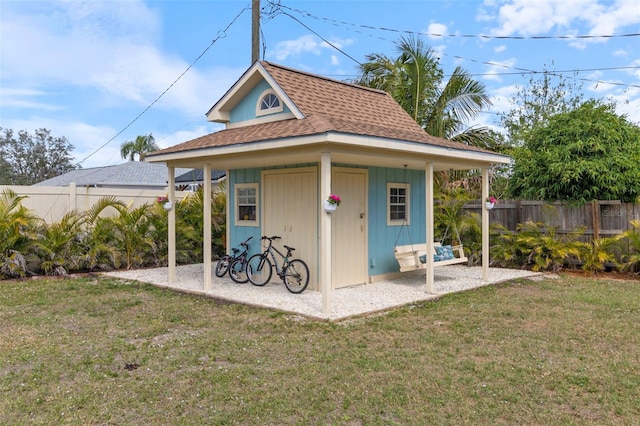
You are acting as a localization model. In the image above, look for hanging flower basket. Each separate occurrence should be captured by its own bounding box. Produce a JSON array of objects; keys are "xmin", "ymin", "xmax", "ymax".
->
[
  {"xmin": 323, "ymin": 200, "xmax": 337, "ymax": 212},
  {"xmin": 485, "ymin": 196, "xmax": 497, "ymax": 210},
  {"xmin": 323, "ymin": 194, "xmax": 341, "ymax": 213},
  {"xmin": 158, "ymin": 195, "xmax": 173, "ymax": 211}
]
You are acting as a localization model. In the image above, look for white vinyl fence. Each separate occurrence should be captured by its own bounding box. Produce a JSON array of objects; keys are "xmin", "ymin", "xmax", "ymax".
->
[{"xmin": 1, "ymin": 184, "xmax": 191, "ymax": 223}]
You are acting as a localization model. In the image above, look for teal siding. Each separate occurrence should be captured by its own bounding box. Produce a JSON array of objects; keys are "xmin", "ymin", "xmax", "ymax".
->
[
  {"xmin": 228, "ymin": 169, "xmax": 262, "ymax": 256},
  {"xmin": 229, "ymin": 80, "xmax": 291, "ymax": 124},
  {"xmin": 367, "ymin": 166, "xmax": 426, "ymax": 276},
  {"xmin": 228, "ymin": 164, "xmax": 428, "ymax": 277}
]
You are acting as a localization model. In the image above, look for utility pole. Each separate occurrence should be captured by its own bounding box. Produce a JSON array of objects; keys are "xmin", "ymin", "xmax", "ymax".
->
[{"xmin": 252, "ymin": 0, "xmax": 260, "ymax": 63}]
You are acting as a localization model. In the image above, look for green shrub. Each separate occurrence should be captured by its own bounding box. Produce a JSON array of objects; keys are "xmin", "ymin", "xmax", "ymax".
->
[
  {"xmin": 491, "ymin": 221, "xmax": 583, "ymax": 272},
  {"xmin": 0, "ymin": 189, "xmax": 40, "ymax": 278},
  {"xmin": 621, "ymin": 219, "xmax": 640, "ymax": 273}
]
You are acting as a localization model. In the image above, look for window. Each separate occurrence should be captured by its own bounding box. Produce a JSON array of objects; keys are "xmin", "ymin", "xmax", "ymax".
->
[
  {"xmin": 388, "ymin": 183, "xmax": 409, "ymax": 225},
  {"xmin": 256, "ymin": 89, "xmax": 283, "ymax": 116},
  {"xmin": 236, "ymin": 183, "xmax": 258, "ymax": 226},
  {"xmin": 260, "ymin": 93, "xmax": 280, "ymax": 110}
]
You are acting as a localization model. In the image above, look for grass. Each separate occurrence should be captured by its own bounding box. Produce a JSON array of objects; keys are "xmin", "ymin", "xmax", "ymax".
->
[{"xmin": 1, "ymin": 274, "xmax": 639, "ymax": 425}]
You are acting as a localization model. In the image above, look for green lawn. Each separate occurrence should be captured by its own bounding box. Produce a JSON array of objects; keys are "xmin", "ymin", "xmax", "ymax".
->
[{"xmin": 1, "ymin": 274, "xmax": 639, "ymax": 425}]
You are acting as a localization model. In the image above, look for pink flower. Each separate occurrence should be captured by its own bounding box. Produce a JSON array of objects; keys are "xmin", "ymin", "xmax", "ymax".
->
[{"xmin": 328, "ymin": 194, "xmax": 341, "ymax": 206}]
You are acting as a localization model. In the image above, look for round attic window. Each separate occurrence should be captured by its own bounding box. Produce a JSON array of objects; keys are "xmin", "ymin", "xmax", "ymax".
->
[{"xmin": 256, "ymin": 90, "xmax": 283, "ymax": 116}]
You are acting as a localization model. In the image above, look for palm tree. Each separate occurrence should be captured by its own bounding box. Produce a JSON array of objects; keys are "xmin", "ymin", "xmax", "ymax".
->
[
  {"xmin": 120, "ymin": 133, "xmax": 159, "ymax": 161},
  {"xmin": 355, "ymin": 36, "xmax": 496, "ymax": 193},
  {"xmin": 0, "ymin": 189, "xmax": 40, "ymax": 278},
  {"xmin": 355, "ymin": 35, "xmax": 492, "ymax": 147}
]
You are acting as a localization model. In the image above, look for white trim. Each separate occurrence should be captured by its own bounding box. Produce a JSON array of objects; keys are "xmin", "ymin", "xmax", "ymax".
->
[
  {"xmin": 226, "ymin": 112, "xmax": 295, "ymax": 129},
  {"xmin": 387, "ymin": 182, "xmax": 410, "ymax": 226},
  {"xmin": 147, "ymin": 132, "xmax": 510, "ymax": 166},
  {"xmin": 206, "ymin": 62, "xmax": 304, "ymax": 123},
  {"xmin": 255, "ymin": 89, "xmax": 283, "ymax": 117},
  {"xmin": 235, "ymin": 183, "xmax": 259, "ymax": 227}
]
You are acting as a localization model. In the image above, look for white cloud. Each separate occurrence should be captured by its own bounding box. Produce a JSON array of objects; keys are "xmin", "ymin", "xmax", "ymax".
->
[
  {"xmin": 426, "ymin": 22, "xmax": 448, "ymax": 40},
  {"xmin": 267, "ymin": 35, "xmax": 355, "ymax": 61},
  {"xmin": 483, "ymin": 58, "xmax": 518, "ymax": 82},
  {"xmin": 0, "ymin": 1, "xmax": 241, "ymax": 119},
  {"xmin": 488, "ymin": 84, "xmax": 519, "ymax": 115},
  {"xmin": 1, "ymin": 115, "xmax": 121, "ymax": 168},
  {"xmin": 269, "ymin": 35, "xmax": 324, "ymax": 60},
  {"xmin": 483, "ymin": 0, "xmax": 640, "ymax": 43},
  {"xmin": 494, "ymin": 45, "xmax": 507, "ymax": 53}
]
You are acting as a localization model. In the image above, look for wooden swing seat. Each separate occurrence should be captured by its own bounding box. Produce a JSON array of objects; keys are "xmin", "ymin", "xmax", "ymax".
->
[{"xmin": 394, "ymin": 242, "xmax": 468, "ymax": 272}]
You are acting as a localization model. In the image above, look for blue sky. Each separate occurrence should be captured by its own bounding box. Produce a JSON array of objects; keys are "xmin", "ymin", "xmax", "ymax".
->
[{"xmin": 1, "ymin": 0, "xmax": 639, "ymax": 169}]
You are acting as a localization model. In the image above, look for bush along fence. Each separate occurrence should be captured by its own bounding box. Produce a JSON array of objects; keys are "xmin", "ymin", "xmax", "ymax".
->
[
  {"xmin": 0, "ymin": 189, "xmax": 226, "ymax": 279},
  {"xmin": 462, "ymin": 200, "xmax": 640, "ymax": 274},
  {"xmin": 465, "ymin": 200, "xmax": 640, "ymax": 240}
]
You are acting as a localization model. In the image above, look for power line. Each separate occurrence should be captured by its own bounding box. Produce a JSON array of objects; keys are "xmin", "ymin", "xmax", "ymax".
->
[
  {"xmin": 266, "ymin": 1, "xmax": 640, "ymax": 90},
  {"xmin": 273, "ymin": 1, "xmax": 640, "ymax": 41},
  {"xmin": 265, "ymin": 1, "xmax": 361, "ymax": 65},
  {"xmin": 79, "ymin": 4, "xmax": 251, "ymax": 166}
]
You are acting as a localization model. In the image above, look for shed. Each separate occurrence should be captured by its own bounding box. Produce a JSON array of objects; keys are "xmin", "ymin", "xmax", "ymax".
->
[{"xmin": 146, "ymin": 61, "xmax": 510, "ymax": 314}]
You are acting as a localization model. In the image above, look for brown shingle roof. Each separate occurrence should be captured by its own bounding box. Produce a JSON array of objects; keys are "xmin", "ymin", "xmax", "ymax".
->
[{"xmin": 150, "ymin": 61, "xmax": 489, "ymax": 156}]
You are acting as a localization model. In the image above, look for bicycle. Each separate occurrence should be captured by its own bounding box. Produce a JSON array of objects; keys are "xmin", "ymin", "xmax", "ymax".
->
[
  {"xmin": 215, "ymin": 236, "xmax": 252, "ymax": 283},
  {"xmin": 246, "ymin": 236, "xmax": 310, "ymax": 294}
]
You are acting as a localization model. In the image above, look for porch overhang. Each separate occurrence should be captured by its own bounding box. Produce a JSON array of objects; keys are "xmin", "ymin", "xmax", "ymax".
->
[{"xmin": 146, "ymin": 132, "xmax": 510, "ymax": 171}]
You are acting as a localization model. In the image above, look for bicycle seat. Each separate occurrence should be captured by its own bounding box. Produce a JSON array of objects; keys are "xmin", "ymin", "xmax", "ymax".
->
[
  {"xmin": 283, "ymin": 245, "xmax": 295, "ymax": 252},
  {"xmin": 232, "ymin": 248, "xmax": 240, "ymax": 254}
]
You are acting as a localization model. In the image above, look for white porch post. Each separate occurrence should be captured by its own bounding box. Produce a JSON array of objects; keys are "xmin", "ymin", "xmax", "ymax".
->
[
  {"xmin": 168, "ymin": 166, "xmax": 176, "ymax": 283},
  {"xmin": 224, "ymin": 169, "xmax": 230, "ymax": 254},
  {"xmin": 482, "ymin": 167, "xmax": 490, "ymax": 283},
  {"xmin": 425, "ymin": 162, "xmax": 435, "ymax": 293},
  {"xmin": 320, "ymin": 152, "xmax": 332, "ymax": 314},
  {"xmin": 203, "ymin": 163, "xmax": 212, "ymax": 291}
]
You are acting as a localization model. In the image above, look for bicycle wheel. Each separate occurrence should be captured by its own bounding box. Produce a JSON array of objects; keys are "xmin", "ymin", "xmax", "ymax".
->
[
  {"xmin": 215, "ymin": 256, "xmax": 231, "ymax": 277},
  {"xmin": 247, "ymin": 254, "xmax": 272, "ymax": 286},
  {"xmin": 229, "ymin": 258, "xmax": 249, "ymax": 283},
  {"xmin": 283, "ymin": 259, "xmax": 309, "ymax": 294}
]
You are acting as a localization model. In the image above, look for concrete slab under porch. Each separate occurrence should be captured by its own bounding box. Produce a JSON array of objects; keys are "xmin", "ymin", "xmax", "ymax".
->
[{"xmin": 103, "ymin": 264, "xmax": 540, "ymax": 321}]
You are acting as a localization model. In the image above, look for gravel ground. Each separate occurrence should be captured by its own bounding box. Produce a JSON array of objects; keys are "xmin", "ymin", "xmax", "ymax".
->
[{"xmin": 104, "ymin": 264, "xmax": 541, "ymax": 321}]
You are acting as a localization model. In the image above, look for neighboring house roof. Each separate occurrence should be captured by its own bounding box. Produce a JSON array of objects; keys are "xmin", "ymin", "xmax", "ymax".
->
[
  {"xmin": 175, "ymin": 168, "xmax": 226, "ymax": 184},
  {"xmin": 147, "ymin": 61, "xmax": 500, "ymax": 160},
  {"xmin": 34, "ymin": 162, "xmax": 191, "ymax": 188}
]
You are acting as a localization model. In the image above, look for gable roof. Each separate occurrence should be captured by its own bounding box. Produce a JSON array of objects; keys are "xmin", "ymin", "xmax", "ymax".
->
[
  {"xmin": 34, "ymin": 162, "xmax": 190, "ymax": 188},
  {"xmin": 147, "ymin": 61, "xmax": 497, "ymax": 159},
  {"xmin": 175, "ymin": 168, "xmax": 226, "ymax": 184}
]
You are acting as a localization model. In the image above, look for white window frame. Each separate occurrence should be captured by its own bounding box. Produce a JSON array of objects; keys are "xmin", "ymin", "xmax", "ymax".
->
[
  {"xmin": 387, "ymin": 182, "xmax": 410, "ymax": 226},
  {"xmin": 255, "ymin": 89, "xmax": 283, "ymax": 117},
  {"xmin": 235, "ymin": 183, "xmax": 259, "ymax": 227}
]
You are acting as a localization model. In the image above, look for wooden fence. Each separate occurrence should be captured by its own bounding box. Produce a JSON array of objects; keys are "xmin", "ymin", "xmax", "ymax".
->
[
  {"xmin": 1, "ymin": 184, "xmax": 192, "ymax": 223},
  {"xmin": 464, "ymin": 200, "xmax": 640, "ymax": 241}
]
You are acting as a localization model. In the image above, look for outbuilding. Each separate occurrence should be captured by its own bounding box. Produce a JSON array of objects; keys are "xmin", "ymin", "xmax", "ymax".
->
[{"xmin": 146, "ymin": 61, "xmax": 510, "ymax": 314}]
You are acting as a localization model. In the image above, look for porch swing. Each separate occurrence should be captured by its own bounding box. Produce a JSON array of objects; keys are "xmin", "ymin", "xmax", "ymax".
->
[{"xmin": 393, "ymin": 167, "xmax": 468, "ymax": 272}]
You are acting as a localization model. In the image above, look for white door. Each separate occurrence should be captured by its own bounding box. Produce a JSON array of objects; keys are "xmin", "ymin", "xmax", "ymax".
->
[
  {"xmin": 263, "ymin": 168, "xmax": 318, "ymax": 288},
  {"xmin": 332, "ymin": 168, "xmax": 367, "ymax": 288}
]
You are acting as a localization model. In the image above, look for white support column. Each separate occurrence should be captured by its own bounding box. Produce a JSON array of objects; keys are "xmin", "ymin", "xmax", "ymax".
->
[
  {"xmin": 224, "ymin": 170, "xmax": 230, "ymax": 255},
  {"xmin": 203, "ymin": 163, "xmax": 212, "ymax": 291},
  {"xmin": 482, "ymin": 167, "xmax": 490, "ymax": 283},
  {"xmin": 425, "ymin": 162, "xmax": 435, "ymax": 293},
  {"xmin": 320, "ymin": 152, "xmax": 332, "ymax": 315},
  {"xmin": 168, "ymin": 166, "xmax": 176, "ymax": 283}
]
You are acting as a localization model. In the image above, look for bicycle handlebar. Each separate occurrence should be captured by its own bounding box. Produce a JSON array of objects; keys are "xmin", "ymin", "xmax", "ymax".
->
[
  {"xmin": 261, "ymin": 235, "xmax": 281, "ymax": 241},
  {"xmin": 240, "ymin": 236, "xmax": 253, "ymax": 246}
]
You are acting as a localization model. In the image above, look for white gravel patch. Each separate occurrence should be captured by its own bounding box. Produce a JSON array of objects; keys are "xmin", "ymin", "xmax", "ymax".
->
[{"xmin": 103, "ymin": 264, "xmax": 541, "ymax": 321}]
